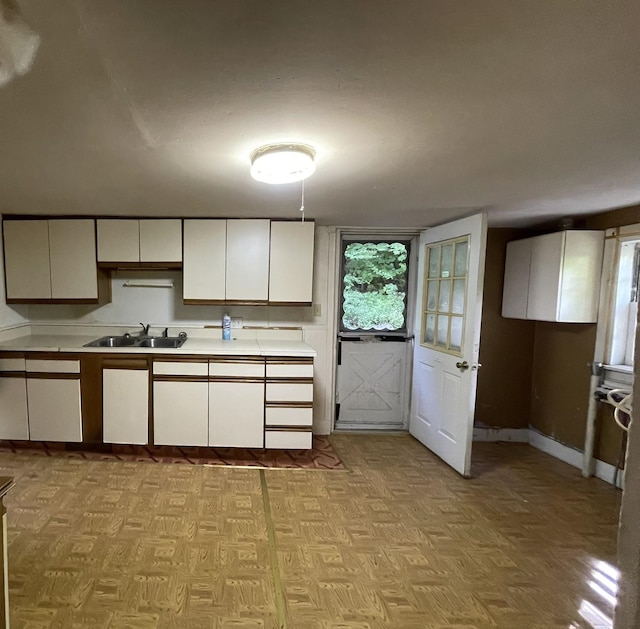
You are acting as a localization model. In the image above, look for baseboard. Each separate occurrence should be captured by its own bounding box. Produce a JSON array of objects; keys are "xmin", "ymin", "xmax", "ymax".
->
[
  {"xmin": 473, "ymin": 426, "xmax": 624, "ymax": 488},
  {"xmin": 528, "ymin": 428, "xmax": 624, "ymax": 489},
  {"xmin": 472, "ymin": 427, "xmax": 530, "ymax": 442}
]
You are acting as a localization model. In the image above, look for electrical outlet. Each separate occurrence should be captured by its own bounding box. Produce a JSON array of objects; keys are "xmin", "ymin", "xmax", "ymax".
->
[
  {"xmin": 313, "ymin": 303, "xmax": 322, "ymax": 317},
  {"xmin": 231, "ymin": 317, "xmax": 243, "ymax": 329}
]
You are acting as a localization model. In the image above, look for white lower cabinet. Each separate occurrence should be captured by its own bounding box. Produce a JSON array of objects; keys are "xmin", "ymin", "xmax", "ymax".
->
[
  {"xmin": 0, "ymin": 358, "xmax": 28, "ymax": 439},
  {"xmin": 27, "ymin": 378, "xmax": 82, "ymax": 442},
  {"xmin": 103, "ymin": 367, "xmax": 149, "ymax": 444},
  {"xmin": 25, "ymin": 358, "xmax": 82, "ymax": 442},
  {"xmin": 153, "ymin": 361, "xmax": 209, "ymax": 446},
  {"xmin": 209, "ymin": 381, "xmax": 265, "ymax": 448}
]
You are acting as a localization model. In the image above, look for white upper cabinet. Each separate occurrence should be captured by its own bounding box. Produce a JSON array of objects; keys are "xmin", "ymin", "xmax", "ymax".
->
[
  {"xmin": 183, "ymin": 219, "xmax": 226, "ymax": 301},
  {"xmin": 226, "ymin": 219, "xmax": 270, "ymax": 302},
  {"xmin": 3, "ymin": 219, "xmax": 98, "ymax": 301},
  {"xmin": 502, "ymin": 238, "xmax": 532, "ymax": 319},
  {"xmin": 49, "ymin": 220, "xmax": 98, "ymax": 299},
  {"xmin": 3, "ymin": 219, "xmax": 51, "ymax": 299},
  {"xmin": 97, "ymin": 219, "xmax": 139, "ymax": 262},
  {"xmin": 502, "ymin": 230, "xmax": 604, "ymax": 323},
  {"xmin": 269, "ymin": 221, "xmax": 315, "ymax": 304},
  {"xmin": 139, "ymin": 219, "xmax": 182, "ymax": 262},
  {"xmin": 97, "ymin": 219, "xmax": 182, "ymax": 263}
]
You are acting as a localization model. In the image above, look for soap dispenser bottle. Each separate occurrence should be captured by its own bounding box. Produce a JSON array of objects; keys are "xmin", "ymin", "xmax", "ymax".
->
[{"xmin": 222, "ymin": 313, "xmax": 231, "ymax": 340}]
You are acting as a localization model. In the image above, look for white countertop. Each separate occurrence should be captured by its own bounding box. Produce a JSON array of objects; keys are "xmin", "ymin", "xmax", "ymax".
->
[{"xmin": 0, "ymin": 333, "xmax": 316, "ymax": 357}]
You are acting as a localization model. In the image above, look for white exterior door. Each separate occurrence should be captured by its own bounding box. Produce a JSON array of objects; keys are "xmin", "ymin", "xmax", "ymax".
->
[{"xmin": 409, "ymin": 213, "xmax": 487, "ymax": 477}]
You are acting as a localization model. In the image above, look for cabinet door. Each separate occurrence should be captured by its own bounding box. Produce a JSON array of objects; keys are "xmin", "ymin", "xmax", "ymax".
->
[
  {"xmin": 501, "ymin": 238, "xmax": 532, "ymax": 319},
  {"xmin": 49, "ymin": 219, "xmax": 98, "ymax": 299},
  {"xmin": 183, "ymin": 219, "xmax": 226, "ymax": 300},
  {"xmin": 209, "ymin": 381, "xmax": 264, "ymax": 447},
  {"xmin": 103, "ymin": 368, "xmax": 149, "ymax": 444},
  {"xmin": 526, "ymin": 232, "xmax": 564, "ymax": 321},
  {"xmin": 27, "ymin": 378, "xmax": 82, "ymax": 441},
  {"xmin": 97, "ymin": 219, "xmax": 140, "ymax": 262},
  {"xmin": 154, "ymin": 381, "xmax": 208, "ymax": 446},
  {"xmin": 557, "ymin": 231, "xmax": 604, "ymax": 323},
  {"xmin": 139, "ymin": 219, "xmax": 182, "ymax": 262},
  {"xmin": 226, "ymin": 220, "xmax": 270, "ymax": 301},
  {"xmin": 269, "ymin": 221, "xmax": 315, "ymax": 304},
  {"xmin": 3, "ymin": 219, "xmax": 51, "ymax": 299},
  {"xmin": 0, "ymin": 376, "xmax": 29, "ymax": 439}
]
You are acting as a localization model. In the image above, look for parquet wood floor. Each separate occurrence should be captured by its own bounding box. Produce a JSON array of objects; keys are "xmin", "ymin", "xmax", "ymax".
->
[{"xmin": 0, "ymin": 434, "xmax": 622, "ymax": 628}]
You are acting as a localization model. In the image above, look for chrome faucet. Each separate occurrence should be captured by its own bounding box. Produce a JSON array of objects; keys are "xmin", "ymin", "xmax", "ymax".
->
[{"xmin": 139, "ymin": 322, "xmax": 150, "ymax": 336}]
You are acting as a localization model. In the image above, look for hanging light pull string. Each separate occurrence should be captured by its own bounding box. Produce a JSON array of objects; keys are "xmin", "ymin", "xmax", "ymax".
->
[{"xmin": 299, "ymin": 178, "xmax": 305, "ymax": 222}]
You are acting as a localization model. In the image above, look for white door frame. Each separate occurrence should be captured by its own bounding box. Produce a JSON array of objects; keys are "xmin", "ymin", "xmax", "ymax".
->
[{"xmin": 330, "ymin": 227, "xmax": 421, "ymax": 431}]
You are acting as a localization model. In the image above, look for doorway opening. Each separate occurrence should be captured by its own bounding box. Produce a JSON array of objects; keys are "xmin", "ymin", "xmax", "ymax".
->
[{"xmin": 335, "ymin": 237, "xmax": 416, "ymax": 431}]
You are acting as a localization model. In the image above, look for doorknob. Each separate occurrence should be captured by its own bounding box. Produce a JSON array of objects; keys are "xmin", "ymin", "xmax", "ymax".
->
[{"xmin": 455, "ymin": 360, "xmax": 469, "ymax": 371}]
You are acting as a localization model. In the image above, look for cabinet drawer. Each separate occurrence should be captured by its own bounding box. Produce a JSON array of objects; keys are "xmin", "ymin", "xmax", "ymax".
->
[
  {"xmin": 266, "ymin": 382, "xmax": 313, "ymax": 402},
  {"xmin": 265, "ymin": 430, "xmax": 313, "ymax": 449},
  {"xmin": 0, "ymin": 358, "xmax": 25, "ymax": 372},
  {"xmin": 209, "ymin": 361, "xmax": 265, "ymax": 378},
  {"xmin": 266, "ymin": 363, "xmax": 313, "ymax": 378},
  {"xmin": 26, "ymin": 359, "xmax": 80, "ymax": 374},
  {"xmin": 265, "ymin": 407, "xmax": 313, "ymax": 427},
  {"xmin": 153, "ymin": 361, "xmax": 208, "ymax": 377}
]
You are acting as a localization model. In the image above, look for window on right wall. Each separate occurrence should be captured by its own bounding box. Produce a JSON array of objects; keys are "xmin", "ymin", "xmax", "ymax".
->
[{"xmin": 608, "ymin": 239, "xmax": 640, "ymax": 368}]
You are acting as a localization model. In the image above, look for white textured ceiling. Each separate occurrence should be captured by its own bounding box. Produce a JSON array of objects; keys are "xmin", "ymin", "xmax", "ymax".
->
[{"xmin": 1, "ymin": 0, "xmax": 640, "ymax": 227}]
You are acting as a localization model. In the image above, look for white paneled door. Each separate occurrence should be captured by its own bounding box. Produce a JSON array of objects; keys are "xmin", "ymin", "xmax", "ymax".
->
[{"xmin": 409, "ymin": 213, "xmax": 487, "ymax": 477}]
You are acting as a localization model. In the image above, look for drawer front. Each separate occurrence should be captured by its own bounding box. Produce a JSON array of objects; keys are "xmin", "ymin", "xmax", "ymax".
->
[
  {"xmin": 26, "ymin": 359, "xmax": 80, "ymax": 374},
  {"xmin": 266, "ymin": 363, "xmax": 313, "ymax": 378},
  {"xmin": 209, "ymin": 361, "xmax": 265, "ymax": 378},
  {"xmin": 153, "ymin": 361, "xmax": 208, "ymax": 376},
  {"xmin": 265, "ymin": 430, "xmax": 313, "ymax": 449},
  {"xmin": 266, "ymin": 382, "xmax": 313, "ymax": 402},
  {"xmin": 0, "ymin": 358, "xmax": 26, "ymax": 371},
  {"xmin": 265, "ymin": 407, "xmax": 313, "ymax": 427}
]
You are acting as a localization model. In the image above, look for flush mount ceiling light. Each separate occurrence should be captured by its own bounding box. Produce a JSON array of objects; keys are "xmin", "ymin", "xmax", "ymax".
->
[{"xmin": 250, "ymin": 143, "xmax": 316, "ymax": 184}]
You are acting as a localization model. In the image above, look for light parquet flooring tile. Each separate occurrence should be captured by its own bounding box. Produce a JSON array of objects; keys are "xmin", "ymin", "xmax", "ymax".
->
[{"xmin": 0, "ymin": 434, "xmax": 622, "ymax": 628}]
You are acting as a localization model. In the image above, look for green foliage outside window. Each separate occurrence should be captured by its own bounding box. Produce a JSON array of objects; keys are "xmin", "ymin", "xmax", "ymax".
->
[{"xmin": 342, "ymin": 242, "xmax": 408, "ymax": 331}]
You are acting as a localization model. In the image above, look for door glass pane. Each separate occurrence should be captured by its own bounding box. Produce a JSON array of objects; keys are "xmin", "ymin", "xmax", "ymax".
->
[
  {"xmin": 441, "ymin": 243, "xmax": 453, "ymax": 278},
  {"xmin": 342, "ymin": 241, "xmax": 409, "ymax": 331},
  {"xmin": 420, "ymin": 236, "xmax": 466, "ymax": 355},
  {"xmin": 438, "ymin": 279, "xmax": 451, "ymax": 312},
  {"xmin": 436, "ymin": 315, "xmax": 448, "ymax": 347},
  {"xmin": 424, "ymin": 314, "xmax": 435, "ymax": 344},
  {"xmin": 450, "ymin": 316, "xmax": 463, "ymax": 352},
  {"xmin": 428, "ymin": 245, "xmax": 440, "ymax": 278},
  {"xmin": 454, "ymin": 239, "xmax": 468, "ymax": 276},
  {"xmin": 426, "ymin": 280, "xmax": 438, "ymax": 311},
  {"xmin": 452, "ymin": 279, "xmax": 465, "ymax": 315}
]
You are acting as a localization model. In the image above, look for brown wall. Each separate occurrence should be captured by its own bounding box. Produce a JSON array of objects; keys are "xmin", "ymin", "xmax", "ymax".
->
[
  {"xmin": 475, "ymin": 229, "xmax": 534, "ymax": 429},
  {"xmin": 529, "ymin": 322, "xmax": 596, "ymax": 447}
]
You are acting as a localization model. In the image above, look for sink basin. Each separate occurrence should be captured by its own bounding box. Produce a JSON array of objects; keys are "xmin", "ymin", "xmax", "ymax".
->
[
  {"xmin": 137, "ymin": 337, "xmax": 186, "ymax": 349},
  {"xmin": 85, "ymin": 335, "xmax": 137, "ymax": 348},
  {"xmin": 84, "ymin": 333, "xmax": 187, "ymax": 349}
]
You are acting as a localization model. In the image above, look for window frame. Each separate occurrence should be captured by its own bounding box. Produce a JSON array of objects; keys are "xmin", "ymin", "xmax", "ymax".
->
[{"xmin": 339, "ymin": 238, "xmax": 412, "ymax": 337}]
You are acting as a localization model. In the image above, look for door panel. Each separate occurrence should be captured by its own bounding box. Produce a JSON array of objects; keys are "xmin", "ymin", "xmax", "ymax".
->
[
  {"xmin": 337, "ymin": 340, "xmax": 408, "ymax": 429},
  {"xmin": 410, "ymin": 213, "xmax": 487, "ymax": 477}
]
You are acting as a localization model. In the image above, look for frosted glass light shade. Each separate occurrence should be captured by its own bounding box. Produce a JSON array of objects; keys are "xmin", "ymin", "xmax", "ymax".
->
[{"xmin": 250, "ymin": 143, "xmax": 316, "ymax": 184}]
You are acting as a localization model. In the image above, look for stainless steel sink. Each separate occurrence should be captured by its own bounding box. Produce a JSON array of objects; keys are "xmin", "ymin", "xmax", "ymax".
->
[
  {"xmin": 84, "ymin": 333, "xmax": 187, "ymax": 349},
  {"xmin": 84, "ymin": 335, "xmax": 137, "ymax": 348},
  {"xmin": 137, "ymin": 337, "xmax": 186, "ymax": 349}
]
